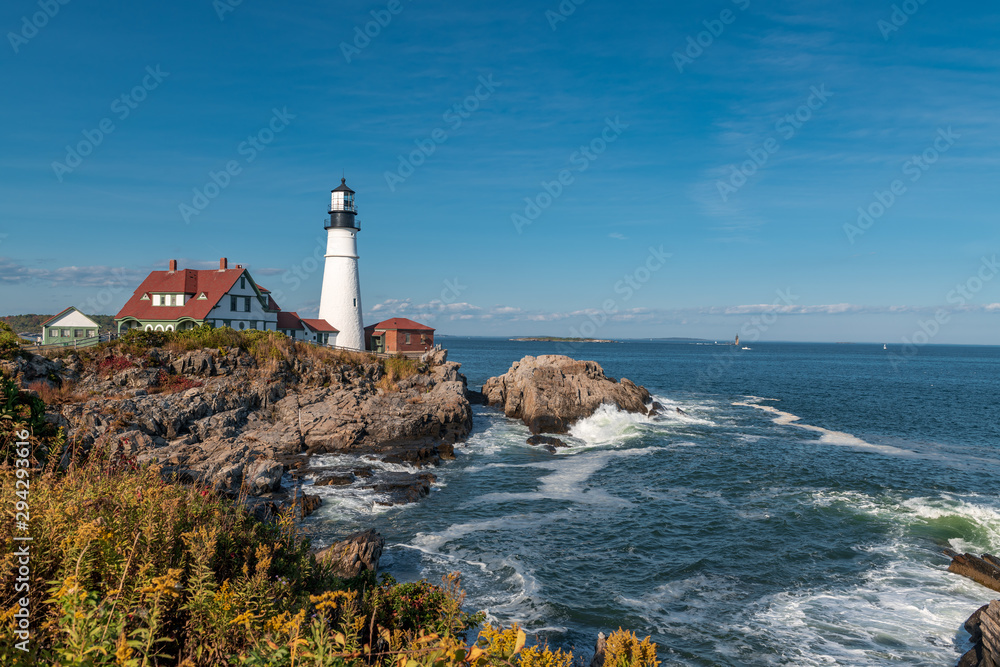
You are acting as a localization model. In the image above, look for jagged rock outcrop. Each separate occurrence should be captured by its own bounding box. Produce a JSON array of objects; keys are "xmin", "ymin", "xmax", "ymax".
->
[
  {"xmin": 526, "ymin": 434, "xmax": 568, "ymax": 453},
  {"xmin": 590, "ymin": 632, "xmax": 607, "ymax": 667},
  {"xmin": 14, "ymin": 345, "xmax": 473, "ymax": 504},
  {"xmin": 946, "ymin": 550, "xmax": 1000, "ymax": 594},
  {"xmin": 946, "ymin": 551, "xmax": 1000, "ymax": 666},
  {"xmin": 482, "ymin": 355, "xmax": 652, "ymax": 434},
  {"xmin": 314, "ymin": 529, "xmax": 385, "ymax": 578},
  {"xmin": 959, "ymin": 600, "xmax": 1000, "ymax": 667}
]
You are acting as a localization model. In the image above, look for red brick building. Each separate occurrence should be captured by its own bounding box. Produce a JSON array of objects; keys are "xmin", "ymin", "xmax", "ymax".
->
[{"xmin": 364, "ymin": 318, "xmax": 434, "ymax": 355}]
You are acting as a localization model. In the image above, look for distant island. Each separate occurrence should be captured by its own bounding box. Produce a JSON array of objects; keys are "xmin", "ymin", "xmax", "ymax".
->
[{"xmin": 510, "ymin": 336, "xmax": 617, "ymax": 343}]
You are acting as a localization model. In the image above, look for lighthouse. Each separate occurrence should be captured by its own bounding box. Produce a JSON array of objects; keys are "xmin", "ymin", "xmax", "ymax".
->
[{"xmin": 318, "ymin": 178, "xmax": 365, "ymax": 350}]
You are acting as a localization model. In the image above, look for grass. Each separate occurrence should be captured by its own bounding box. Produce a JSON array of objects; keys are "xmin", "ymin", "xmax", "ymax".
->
[
  {"xmin": 47, "ymin": 325, "xmax": 428, "ymax": 395},
  {"xmin": 377, "ymin": 356, "xmax": 420, "ymax": 392}
]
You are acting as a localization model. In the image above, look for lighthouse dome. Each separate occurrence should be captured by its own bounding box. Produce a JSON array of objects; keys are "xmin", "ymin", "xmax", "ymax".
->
[{"xmin": 327, "ymin": 178, "xmax": 359, "ymax": 229}]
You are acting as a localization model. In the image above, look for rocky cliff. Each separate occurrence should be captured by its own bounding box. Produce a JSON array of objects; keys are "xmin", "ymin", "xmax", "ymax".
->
[{"xmin": 4, "ymin": 342, "xmax": 472, "ymax": 510}]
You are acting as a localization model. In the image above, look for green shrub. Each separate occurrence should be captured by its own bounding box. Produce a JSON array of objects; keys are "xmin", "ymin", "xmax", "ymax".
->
[{"xmin": 0, "ymin": 322, "xmax": 24, "ymax": 361}]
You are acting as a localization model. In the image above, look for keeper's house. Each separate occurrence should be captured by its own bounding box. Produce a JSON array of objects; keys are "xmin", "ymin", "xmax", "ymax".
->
[
  {"xmin": 41, "ymin": 307, "xmax": 100, "ymax": 345},
  {"xmin": 115, "ymin": 258, "xmax": 338, "ymax": 346},
  {"xmin": 364, "ymin": 318, "xmax": 434, "ymax": 355}
]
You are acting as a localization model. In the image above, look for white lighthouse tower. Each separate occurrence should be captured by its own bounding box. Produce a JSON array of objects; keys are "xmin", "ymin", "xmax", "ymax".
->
[{"xmin": 318, "ymin": 178, "xmax": 364, "ymax": 350}]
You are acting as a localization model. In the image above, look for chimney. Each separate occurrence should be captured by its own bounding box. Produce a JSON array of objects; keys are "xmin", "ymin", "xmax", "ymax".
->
[
  {"xmin": 219, "ymin": 257, "xmax": 228, "ymax": 271},
  {"xmin": 168, "ymin": 259, "xmax": 177, "ymax": 272}
]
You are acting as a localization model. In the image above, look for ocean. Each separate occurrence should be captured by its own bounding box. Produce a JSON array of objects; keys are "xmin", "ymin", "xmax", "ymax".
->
[{"xmin": 302, "ymin": 339, "xmax": 1000, "ymax": 666}]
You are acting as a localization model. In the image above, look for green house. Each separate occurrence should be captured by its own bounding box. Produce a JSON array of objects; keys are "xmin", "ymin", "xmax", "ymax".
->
[{"xmin": 41, "ymin": 307, "xmax": 101, "ymax": 345}]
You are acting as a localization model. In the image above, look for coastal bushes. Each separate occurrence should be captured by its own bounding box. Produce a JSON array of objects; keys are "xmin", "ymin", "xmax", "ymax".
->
[
  {"xmin": 0, "ymin": 444, "xmax": 484, "ymax": 665},
  {"xmin": 0, "ymin": 443, "xmax": 662, "ymax": 666},
  {"xmin": 0, "ymin": 322, "xmax": 25, "ymax": 361},
  {"xmin": 0, "ymin": 374, "xmax": 58, "ymax": 463}
]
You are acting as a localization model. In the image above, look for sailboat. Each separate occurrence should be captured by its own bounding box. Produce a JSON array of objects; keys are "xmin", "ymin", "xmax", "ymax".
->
[
  {"xmin": 883, "ymin": 344, "xmax": 887, "ymax": 350},
  {"xmin": 735, "ymin": 334, "xmax": 740, "ymax": 347}
]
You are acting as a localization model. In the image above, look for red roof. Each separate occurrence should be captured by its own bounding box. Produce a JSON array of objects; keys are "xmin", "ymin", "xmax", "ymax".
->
[
  {"xmin": 300, "ymin": 318, "xmax": 339, "ymax": 333},
  {"xmin": 367, "ymin": 318, "xmax": 434, "ymax": 332},
  {"xmin": 276, "ymin": 311, "xmax": 304, "ymax": 330},
  {"xmin": 115, "ymin": 267, "xmax": 248, "ymax": 322}
]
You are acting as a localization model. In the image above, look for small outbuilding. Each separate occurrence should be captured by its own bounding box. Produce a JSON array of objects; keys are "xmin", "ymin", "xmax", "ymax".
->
[
  {"xmin": 300, "ymin": 318, "xmax": 339, "ymax": 347},
  {"xmin": 365, "ymin": 318, "xmax": 434, "ymax": 355},
  {"xmin": 41, "ymin": 307, "xmax": 100, "ymax": 345}
]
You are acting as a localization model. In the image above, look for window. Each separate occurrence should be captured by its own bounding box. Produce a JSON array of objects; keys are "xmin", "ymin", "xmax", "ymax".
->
[
  {"xmin": 165, "ymin": 295, "xmax": 173, "ymax": 306},
  {"xmin": 353, "ymin": 298, "xmax": 357, "ymax": 307},
  {"xmin": 74, "ymin": 329, "xmax": 84, "ymax": 338},
  {"xmin": 405, "ymin": 333, "xmax": 411, "ymax": 344},
  {"xmin": 240, "ymin": 277, "xmax": 246, "ymax": 289},
  {"xmin": 231, "ymin": 295, "xmax": 237, "ymax": 311},
  {"xmin": 239, "ymin": 322, "xmax": 245, "ymax": 330},
  {"xmin": 61, "ymin": 329, "xmax": 70, "ymax": 337},
  {"xmin": 244, "ymin": 297, "xmax": 251, "ymax": 312},
  {"xmin": 88, "ymin": 329, "xmax": 96, "ymax": 337},
  {"xmin": 153, "ymin": 294, "xmax": 161, "ymax": 306}
]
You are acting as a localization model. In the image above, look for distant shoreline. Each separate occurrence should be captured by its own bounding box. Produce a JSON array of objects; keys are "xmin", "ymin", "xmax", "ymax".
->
[{"xmin": 509, "ymin": 337, "xmax": 618, "ymax": 343}]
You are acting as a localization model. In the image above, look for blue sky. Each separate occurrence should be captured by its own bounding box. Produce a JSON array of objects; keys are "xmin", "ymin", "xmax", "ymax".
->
[{"xmin": 1, "ymin": 0, "xmax": 998, "ymax": 343}]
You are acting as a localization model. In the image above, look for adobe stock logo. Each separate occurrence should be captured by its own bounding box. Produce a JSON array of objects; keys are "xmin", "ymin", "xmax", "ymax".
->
[
  {"xmin": 384, "ymin": 75, "xmax": 501, "ymax": 192},
  {"xmin": 716, "ymin": 85, "xmax": 832, "ymax": 202},
  {"xmin": 844, "ymin": 127, "xmax": 959, "ymax": 244},
  {"xmin": 672, "ymin": 0, "xmax": 751, "ymax": 73},
  {"xmin": 51, "ymin": 66, "xmax": 170, "ymax": 182},
  {"xmin": 7, "ymin": 0, "xmax": 71, "ymax": 54},
  {"xmin": 511, "ymin": 116, "xmax": 629, "ymax": 234},
  {"xmin": 179, "ymin": 108, "xmax": 296, "ymax": 223},
  {"xmin": 340, "ymin": 0, "xmax": 410, "ymax": 63},
  {"xmin": 877, "ymin": 0, "xmax": 930, "ymax": 40}
]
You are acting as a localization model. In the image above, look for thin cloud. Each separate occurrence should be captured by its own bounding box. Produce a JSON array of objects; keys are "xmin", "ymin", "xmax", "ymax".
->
[{"xmin": 0, "ymin": 257, "xmax": 137, "ymax": 287}]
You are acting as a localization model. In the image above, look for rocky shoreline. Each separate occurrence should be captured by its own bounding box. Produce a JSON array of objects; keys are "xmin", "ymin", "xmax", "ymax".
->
[
  {"xmin": 4, "ymin": 343, "xmax": 470, "ymax": 522},
  {"xmin": 947, "ymin": 550, "xmax": 1000, "ymax": 666},
  {"xmin": 6, "ymin": 347, "xmax": 661, "ymax": 579}
]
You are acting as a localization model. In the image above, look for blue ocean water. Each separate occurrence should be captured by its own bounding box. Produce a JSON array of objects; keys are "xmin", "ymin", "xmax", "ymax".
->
[{"xmin": 304, "ymin": 339, "xmax": 1000, "ymax": 666}]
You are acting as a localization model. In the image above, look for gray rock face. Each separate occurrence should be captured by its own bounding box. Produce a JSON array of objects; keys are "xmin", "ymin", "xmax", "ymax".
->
[
  {"xmin": 37, "ymin": 346, "xmax": 472, "ymax": 502},
  {"xmin": 314, "ymin": 529, "xmax": 385, "ymax": 578},
  {"xmin": 483, "ymin": 355, "xmax": 652, "ymax": 434}
]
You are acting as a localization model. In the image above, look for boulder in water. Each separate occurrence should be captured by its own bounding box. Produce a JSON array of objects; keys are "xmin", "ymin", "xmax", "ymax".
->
[{"xmin": 482, "ymin": 355, "xmax": 651, "ymax": 434}]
